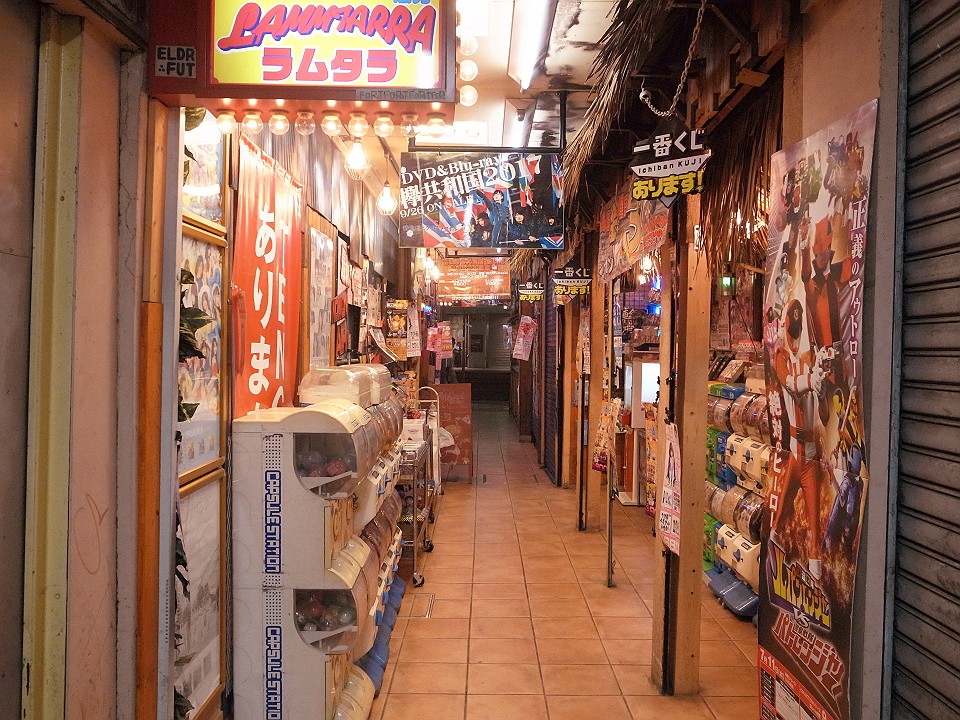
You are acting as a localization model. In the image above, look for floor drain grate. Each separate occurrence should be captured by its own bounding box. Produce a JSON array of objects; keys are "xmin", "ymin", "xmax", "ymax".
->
[{"xmin": 405, "ymin": 593, "xmax": 436, "ymax": 618}]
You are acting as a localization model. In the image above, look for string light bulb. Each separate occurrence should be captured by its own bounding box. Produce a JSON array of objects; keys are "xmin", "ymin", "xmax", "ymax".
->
[
  {"xmin": 294, "ymin": 110, "xmax": 316, "ymax": 135},
  {"xmin": 241, "ymin": 111, "xmax": 263, "ymax": 135},
  {"xmin": 373, "ymin": 114, "xmax": 395, "ymax": 138}
]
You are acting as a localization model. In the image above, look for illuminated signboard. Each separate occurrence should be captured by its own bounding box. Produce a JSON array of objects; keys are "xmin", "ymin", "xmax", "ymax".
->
[
  {"xmin": 436, "ymin": 256, "xmax": 511, "ymax": 302},
  {"xmin": 207, "ymin": 0, "xmax": 454, "ymax": 100}
]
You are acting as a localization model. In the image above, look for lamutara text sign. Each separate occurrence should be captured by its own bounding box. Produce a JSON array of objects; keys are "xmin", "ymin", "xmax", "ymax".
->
[{"xmin": 212, "ymin": 0, "xmax": 444, "ymax": 90}]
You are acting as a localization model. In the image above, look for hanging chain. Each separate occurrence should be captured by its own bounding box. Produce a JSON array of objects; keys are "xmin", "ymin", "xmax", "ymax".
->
[{"xmin": 640, "ymin": 0, "xmax": 708, "ymax": 118}]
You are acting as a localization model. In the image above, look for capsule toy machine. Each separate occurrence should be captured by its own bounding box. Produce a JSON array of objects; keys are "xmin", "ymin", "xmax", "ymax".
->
[{"xmin": 232, "ymin": 400, "xmax": 396, "ymax": 720}]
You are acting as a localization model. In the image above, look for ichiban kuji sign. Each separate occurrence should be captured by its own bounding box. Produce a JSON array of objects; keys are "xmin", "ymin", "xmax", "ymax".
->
[
  {"xmin": 553, "ymin": 262, "xmax": 591, "ymax": 299},
  {"xmin": 210, "ymin": 0, "xmax": 449, "ymax": 95},
  {"xmin": 631, "ymin": 118, "xmax": 710, "ymax": 208},
  {"xmin": 518, "ymin": 281, "xmax": 545, "ymax": 302}
]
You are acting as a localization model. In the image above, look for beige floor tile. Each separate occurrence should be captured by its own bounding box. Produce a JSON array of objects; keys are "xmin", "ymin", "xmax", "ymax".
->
[
  {"xmin": 700, "ymin": 640, "xmax": 754, "ymax": 667},
  {"xmin": 594, "ymin": 616, "xmax": 653, "ymax": 640},
  {"xmin": 736, "ymin": 641, "xmax": 758, "ymax": 666},
  {"xmin": 517, "ymin": 540, "xmax": 567, "ymax": 557},
  {"xmin": 430, "ymin": 540, "xmax": 474, "ymax": 556},
  {"xmin": 397, "ymin": 637, "xmax": 468, "ymax": 664},
  {"xmin": 425, "ymin": 554, "xmax": 474, "ymax": 570},
  {"xmin": 584, "ymin": 592, "xmax": 652, "ymax": 618},
  {"xmin": 532, "ymin": 616, "xmax": 599, "ymax": 639},
  {"xmin": 716, "ymin": 616, "xmax": 759, "ymax": 642},
  {"xmin": 602, "ymin": 638, "xmax": 653, "ymax": 665},
  {"xmin": 380, "ymin": 693, "xmax": 465, "ymax": 720},
  {"xmin": 624, "ymin": 695, "xmax": 715, "ymax": 720},
  {"xmin": 469, "ymin": 637, "xmax": 539, "ymax": 664},
  {"xmin": 612, "ymin": 665, "xmax": 660, "ymax": 695},
  {"xmin": 536, "ymin": 637, "xmax": 608, "ymax": 664},
  {"xmin": 704, "ymin": 695, "xmax": 761, "ymax": 720},
  {"xmin": 472, "ymin": 582, "xmax": 527, "ymax": 599},
  {"xmin": 473, "ymin": 565, "xmax": 526, "ymax": 583},
  {"xmin": 404, "ymin": 617, "xmax": 470, "ymax": 639},
  {"xmin": 529, "ymin": 596, "xmax": 591, "ymax": 617},
  {"xmin": 477, "ymin": 541, "xmax": 521, "ymax": 556},
  {"xmin": 699, "ymin": 666, "xmax": 759, "ymax": 696},
  {"xmin": 523, "ymin": 564, "xmax": 579, "ymax": 583},
  {"xmin": 417, "ymin": 582, "xmax": 472, "ymax": 601},
  {"xmin": 425, "ymin": 566, "xmax": 474, "ymax": 584},
  {"xmin": 470, "ymin": 616, "xmax": 535, "ymax": 639},
  {"xmin": 427, "ymin": 599, "xmax": 471, "ymax": 618},
  {"xmin": 465, "ymin": 694, "xmax": 548, "ymax": 720},
  {"xmin": 546, "ymin": 695, "xmax": 632, "ymax": 720},
  {"xmin": 390, "ymin": 662, "xmax": 467, "ymax": 693},
  {"xmin": 471, "ymin": 598, "xmax": 530, "ymax": 617},
  {"xmin": 541, "ymin": 664, "xmax": 621, "ymax": 695},
  {"xmin": 467, "ymin": 663, "xmax": 543, "ymax": 694},
  {"xmin": 568, "ymin": 553, "xmax": 609, "ymax": 569},
  {"xmin": 700, "ymin": 617, "xmax": 727, "ymax": 640},
  {"xmin": 525, "ymin": 582, "xmax": 583, "ymax": 599},
  {"xmin": 392, "ymin": 618, "xmax": 409, "ymax": 638}
]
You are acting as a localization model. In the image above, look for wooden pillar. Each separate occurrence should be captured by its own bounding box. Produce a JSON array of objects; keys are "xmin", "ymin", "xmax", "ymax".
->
[
  {"xmin": 585, "ymin": 253, "xmax": 606, "ymax": 529},
  {"xmin": 650, "ymin": 195, "xmax": 711, "ymax": 694}
]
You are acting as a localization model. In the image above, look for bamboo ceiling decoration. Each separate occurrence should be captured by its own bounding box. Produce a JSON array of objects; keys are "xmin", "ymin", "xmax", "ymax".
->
[
  {"xmin": 563, "ymin": 0, "xmax": 671, "ymax": 207},
  {"xmin": 699, "ymin": 77, "xmax": 783, "ymax": 275}
]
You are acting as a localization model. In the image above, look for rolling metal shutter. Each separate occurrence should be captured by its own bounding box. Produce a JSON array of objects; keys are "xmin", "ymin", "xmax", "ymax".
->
[{"xmin": 893, "ymin": 2, "xmax": 960, "ymax": 717}]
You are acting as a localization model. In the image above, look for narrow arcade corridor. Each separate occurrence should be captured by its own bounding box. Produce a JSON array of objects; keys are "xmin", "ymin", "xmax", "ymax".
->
[{"xmin": 372, "ymin": 406, "xmax": 759, "ymax": 720}]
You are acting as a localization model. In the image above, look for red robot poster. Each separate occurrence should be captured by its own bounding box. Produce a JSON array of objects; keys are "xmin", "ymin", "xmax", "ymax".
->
[{"xmin": 760, "ymin": 99, "xmax": 877, "ymax": 720}]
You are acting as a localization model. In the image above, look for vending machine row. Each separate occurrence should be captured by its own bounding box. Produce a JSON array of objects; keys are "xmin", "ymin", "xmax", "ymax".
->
[{"xmin": 232, "ymin": 365, "xmax": 407, "ymax": 720}]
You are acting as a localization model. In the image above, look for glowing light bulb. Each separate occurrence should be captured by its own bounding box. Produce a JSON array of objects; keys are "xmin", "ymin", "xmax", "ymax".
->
[
  {"xmin": 268, "ymin": 112, "xmax": 290, "ymax": 135},
  {"xmin": 400, "ymin": 113, "xmax": 419, "ymax": 138},
  {"xmin": 347, "ymin": 112, "xmax": 369, "ymax": 137},
  {"xmin": 215, "ymin": 111, "xmax": 237, "ymax": 134},
  {"xmin": 344, "ymin": 139, "xmax": 371, "ymax": 179},
  {"xmin": 459, "ymin": 59, "xmax": 478, "ymax": 82},
  {"xmin": 459, "ymin": 85, "xmax": 478, "ymax": 107},
  {"xmin": 373, "ymin": 114, "xmax": 395, "ymax": 138},
  {"xmin": 459, "ymin": 34, "xmax": 478, "ymax": 56},
  {"xmin": 376, "ymin": 181, "xmax": 398, "ymax": 215},
  {"xmin": 242, "ymin": 111, "xmax": 263, "ymax": 134},
  {"xmin": 426, "ymin": 115, "xmax": 446, "ymax": 138},
  {"xmin": 321, "ymin": 113, "xmax": 343, "ymax": 136}
]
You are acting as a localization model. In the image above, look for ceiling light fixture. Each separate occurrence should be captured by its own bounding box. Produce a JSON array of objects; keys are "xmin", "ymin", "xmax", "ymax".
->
[
  {"xmin": 425, "ymin": 113, "xmax": 447, "ymax": 139},
  {"xmin": 377, "ymin": 180, "xmax": 398, "ymax": 215},
  {"xmin": 268, "ymin": 111, "xmax": 290, "ymax": 135},
  {"xmin": 459, "ymin": 34, "xmax": 478, "ymax": 56},
  {"xmin": 294, "ymin": 110, "xmax": 316, "ymax": 136},
  {"xmin": 373, "ymin": 113, "xmax": 395, "ymax": 138},
  {"xmin": 344, "ymin": 138, "xmax": 371, "ymax": 180},
  {"xmin": 514, "ymin": 0, "xmax": 552, "ymax": 91},
  {"xmin": 241, "ymin": 110, "xmax": 263, "ymax": 135},
  {"xmin": 347, "ymin": 112, "xmax": 370, "ymax": 137},
  {"xmin": 399, "ymin": 113, "xmax": 420, "ymax": 138},
  {"xmin": 215, "ymin": 110, "xmax": 237, "ymax": 135},
  {"xmin": 459, "ymin": 59, "xmax": 479, "ymax": 82},
  {"xmin": 459, "ymin": 85, "xmax": 479, "ymax": 107},
  {"xmin": 321, "ymin": 112, "xmax": 343, "ymax": 136}
]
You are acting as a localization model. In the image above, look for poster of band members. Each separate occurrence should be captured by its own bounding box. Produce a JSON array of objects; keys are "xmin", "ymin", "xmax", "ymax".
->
[
  {"xmin": 399, "ymin": 151, "xmax": 563, "ymax": 250},
  {"xmin": 759, "ymin": 99, "xmax": 877, "ymax": 720},
  {"xmin": 233, "ymin": 137, "xmax": 302, "ymax": 417}
]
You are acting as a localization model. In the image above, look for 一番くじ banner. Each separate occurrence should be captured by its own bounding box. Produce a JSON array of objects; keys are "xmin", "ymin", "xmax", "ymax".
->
[
  {"xmin": 233, "ymin": 136, "xmax": 302, "ymax": 417},
  {"xmin": 760, "ymin": 99, "xmax": 877, "ymax": 720},
  {"xmin": 399, "ymin": 151, "xmax": 563, "ymax": 250}
]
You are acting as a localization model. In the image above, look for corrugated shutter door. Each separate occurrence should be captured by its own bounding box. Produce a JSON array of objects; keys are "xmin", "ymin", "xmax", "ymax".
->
[
  {"xmin": 544, "ymin": 277, "xmax": 558, "ymax": 483},
  {"xmin": 894, "ymin": 2, "xmax": 960, "ymax": 718}
]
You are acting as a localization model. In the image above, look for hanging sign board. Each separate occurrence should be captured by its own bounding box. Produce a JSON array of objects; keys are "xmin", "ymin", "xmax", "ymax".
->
[
  {"xmin": 657, "ymin": 422, "xmax": 682, "ymax": 554},
  {"xmin": 233, "ymin": 137, "xmax": 302, "ymax": 415},
  {"xmin": 518, "ymin": 281, "xmax": 545, "ymax": 302},
  {"xmin": 512, "ymin": 316, "xmax": 538, "ymax": 361},
  {"xmin": 436, "ymin": 256, "xmax": 511, "ymax": 301},
  {"xmin": 759, "ymin": 99, "xmax": 877, "ymax": 720},
  {"xmin": 384, "ymin": 298, "xmax": 409, "ymax": 359},
  {"xmin": 553, "ymin": 261, "xmax": 591, "ymax": 300},
  {"xmin": 399, "ymin": 151, "xmax": 564, "ymax": 250},
  {"xmin": 630, "ymin": 119, "xmax": 710, "ymax": 208}
]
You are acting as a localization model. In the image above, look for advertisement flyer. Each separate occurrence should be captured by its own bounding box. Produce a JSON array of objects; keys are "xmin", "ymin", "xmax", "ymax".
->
[
  {"xmin": 657, "ymin": 422, "xmax": 681, "ymax": 554},
  {"xmin": 760, "ymin": 99, "xmax": 877, "ymax": 720},
  {"xmin": 437, "ymin": 256, "xmax": 511, "ymax": 301},
  {"xmin": 232, "ymin": 137, "xmax": 302, "ymax": 417},
  {"xmin": 399, "ymin": 151, "xmax": 563, "ymax": 250},
  {"xmin": 512, "ymin": 315, "xmax": 538, "ymax": 361}
]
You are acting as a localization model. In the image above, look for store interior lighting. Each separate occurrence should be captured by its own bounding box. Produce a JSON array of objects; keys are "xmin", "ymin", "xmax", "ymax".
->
[
  {"xmin": 268, "ymin": 111, "xmax": 290, "ymax": 135},
  {"xmin": 459, "ymin": 85, "xmax": 479, "ymax": 107},
  {"xmin": 344, "ymin": 138, "xmax": 371, "ymax": 180},
  {"xmin": 459, "ymin": 33, "xmax": 478, "ymax": 56},
  {"xmin": 321, "ymin": 112, "xmax": 343, "ymax": 137},
  {"xmin": 399, "ymin": 113, "xmax": 420, "ymax": 138},
  {"xmin": 347, "ymin": 112, "xmax": 370, "ymax": 137},
  {"xmin": 425, "ymin": 114, "xmax": 447, "ymax": 138},
  {"xmin": 294, "ymin": 111, "xmax": 316, "ymax": 136},
  {"xmin": 459, "ymin": 59, "xmax": 479, "ymax": 82},
  {"xmin": 376, "ymin": 180, "xmax": 397, "ymax": 215},
  {"xmin": 511, "ymin": 0, "xmax": 553, "ymax": 91},
  {"xmin": 242, "ymin": 110, "xmax": 264, "ymax": 135},
  {"xmin": 373, "ymin": 114, "xmax": 395, "ymax": 138},
  {"xmin": 216, "ymin": 110, "xmax": 237, "ymax": 135}
]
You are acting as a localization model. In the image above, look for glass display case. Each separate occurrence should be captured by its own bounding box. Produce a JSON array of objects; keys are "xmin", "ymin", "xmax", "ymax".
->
[{"xmin": 300, "ymin": 366, "xmax": 374, "ymax": 408}]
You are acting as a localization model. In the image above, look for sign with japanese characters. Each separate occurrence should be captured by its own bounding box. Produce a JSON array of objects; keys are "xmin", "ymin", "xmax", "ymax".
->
[
  {"xmin": 399, "ymin": 151, "xmax": 564, "ymax": 250},
  {"xmin": 436, "ymin": 256, "xmax": 511, "ymax": 301},
  {"xmin": 512, "ymin": 316, "xmax": 538, "ymax": 361},
  {"xmin": 518, "ymin": 281, "xmax": 545, "ymax": 303},
  {"xmin": 657, "ymin": 422, "xmax": 681, "ymax": 554},
  {"xmin": 210, "ymin": 0, "xmax": 451, "ymax": 98},
  {"xmin": 553, "ymin": 261, "xmax": 591, "ymax": 299},
  {"xmin": 630, "ymin": 118, "xmax": 710, "ymax": 208},
  {"xmin": 385, "ymin": 298, "xmax": 409, "ymax": 359},
  {"xmin": 233, "ymin": 136, "xmax": 302, "ymax": 416},
  {"xmin": 759, "ymin": 99, "xmax": 877, "ymax": 720}
]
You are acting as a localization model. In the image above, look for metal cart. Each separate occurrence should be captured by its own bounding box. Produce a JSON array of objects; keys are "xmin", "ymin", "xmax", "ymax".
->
[{"xmin": 397, "ymin": 439, "xmax": 430, "ymax": 587}]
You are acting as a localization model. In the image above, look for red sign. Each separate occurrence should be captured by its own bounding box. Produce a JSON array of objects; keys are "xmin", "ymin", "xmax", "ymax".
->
[
  {"xmin": 435, "ymin": 383, "xmax": 472, "ymax": 480},
  {"xmin": 436, "ymin": 256, "xmax": 510, "ymax": 301},
  {"xmin": 233, "ymin": 137, "xmax": 302, "ymax": 416}
]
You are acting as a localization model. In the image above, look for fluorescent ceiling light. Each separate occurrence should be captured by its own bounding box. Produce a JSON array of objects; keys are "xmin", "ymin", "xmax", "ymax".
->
[{"xmin": 512, "ymin": 0, "xmax": 554, "ymax": 91}]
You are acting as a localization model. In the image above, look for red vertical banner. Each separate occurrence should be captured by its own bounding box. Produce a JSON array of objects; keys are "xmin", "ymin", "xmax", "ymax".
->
[{"xmin": 233, "ymin": 136, "xmax": 302, "ymax": 417}]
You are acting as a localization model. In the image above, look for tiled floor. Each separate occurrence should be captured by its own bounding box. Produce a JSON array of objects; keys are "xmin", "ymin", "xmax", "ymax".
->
[{"xmin": 373, "ymin": 405, "xmax": 759, "ymax": 720}]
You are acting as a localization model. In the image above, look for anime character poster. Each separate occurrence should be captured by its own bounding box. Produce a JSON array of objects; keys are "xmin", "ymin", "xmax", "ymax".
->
[
  {"xmin": 759, "ymin": 99, "xmax": 876, "ymax": 720},
  {"xmin": 398, "ymin": 151, "xmax": 563, "ymax": 250}
]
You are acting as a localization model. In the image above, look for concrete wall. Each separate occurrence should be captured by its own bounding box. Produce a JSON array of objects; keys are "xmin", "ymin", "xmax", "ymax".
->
[
  {"xmin": 66, "ymin": 18, "xmax": 120, "ymax": 718},
  {"xmin": 0, "ymin": 0, "xmax": 39, "ymax": 713}
]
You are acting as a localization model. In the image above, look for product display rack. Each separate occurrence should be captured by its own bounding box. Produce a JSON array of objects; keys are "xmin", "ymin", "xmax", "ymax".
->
[
  {"xmin": 396, "ymin": 438, "xmax": 433, "ymax": 587},
  {"xmin": 231, "ymin": 373, "xmax": 407, "ymax": 720}
]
